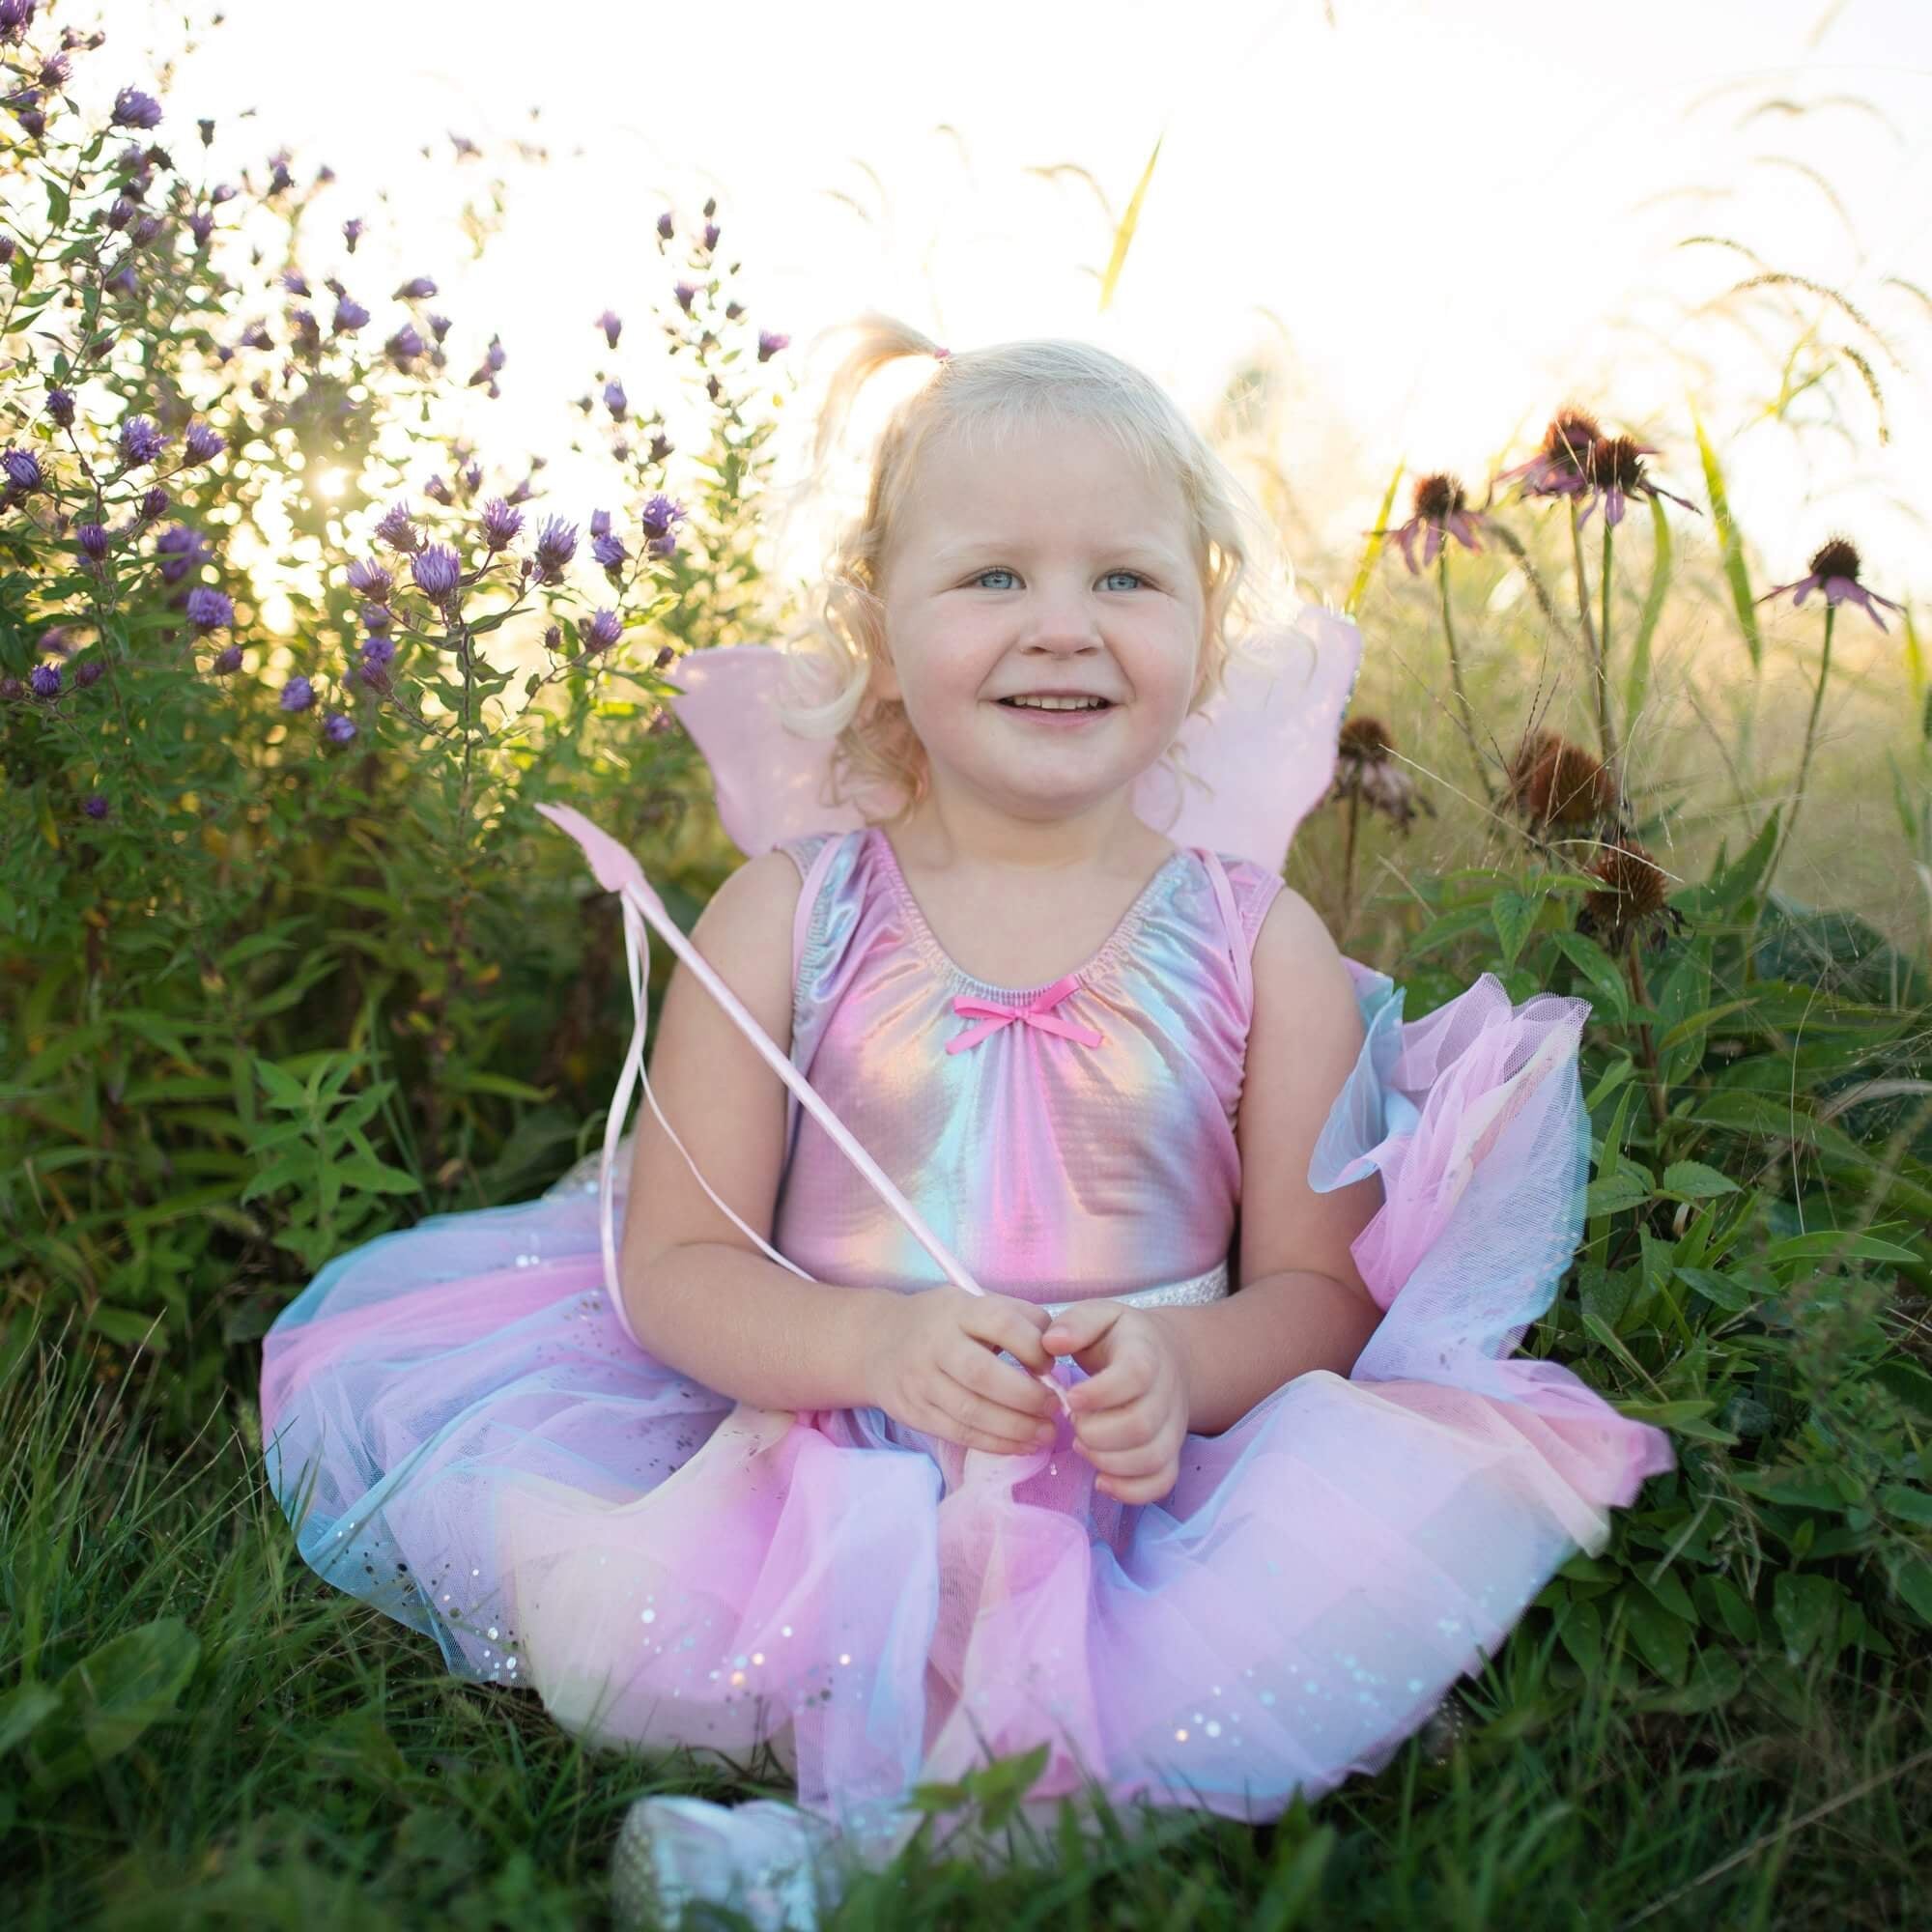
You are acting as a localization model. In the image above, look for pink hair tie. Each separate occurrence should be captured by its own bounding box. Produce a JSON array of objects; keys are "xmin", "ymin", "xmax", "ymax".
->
[{"xmin": 931, "ymin": 345, "xmax": 952, "ymax": 361}]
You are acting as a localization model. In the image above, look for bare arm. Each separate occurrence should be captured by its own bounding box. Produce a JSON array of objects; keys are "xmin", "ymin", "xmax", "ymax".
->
[
  {"xmin": 1143, "ymin": 887, "xmax": 1385, "ymax": 1435},
  {"xmin": 619, "ymin": 850, "xmax": 884, "ymax": 1411}
]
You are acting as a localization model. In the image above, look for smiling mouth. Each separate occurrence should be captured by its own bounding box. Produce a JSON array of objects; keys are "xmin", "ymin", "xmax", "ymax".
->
[{"xmin": 995, "ymin": 696, "xmax": 1115, "ymax": 712}]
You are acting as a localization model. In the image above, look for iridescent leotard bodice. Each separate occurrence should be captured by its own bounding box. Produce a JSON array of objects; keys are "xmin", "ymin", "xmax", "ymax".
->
[{"xmin": 769, "ymin": 824, "xmax": 1284, "ymax": 1308}]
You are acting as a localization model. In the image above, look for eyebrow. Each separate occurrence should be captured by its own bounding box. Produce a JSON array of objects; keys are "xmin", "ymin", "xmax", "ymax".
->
[{"xmin": 930, "ymin": 536, "xmax": 1189, "ymax": 570}]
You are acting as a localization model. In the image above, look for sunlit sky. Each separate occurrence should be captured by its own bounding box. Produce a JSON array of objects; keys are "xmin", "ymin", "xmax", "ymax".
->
[{"xmin": 101, "ymin": 0, "xmax": 1932, "ymax": 613}]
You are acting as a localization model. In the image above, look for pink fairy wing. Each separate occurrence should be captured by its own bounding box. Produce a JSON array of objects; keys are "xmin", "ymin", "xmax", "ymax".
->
[{"xmin": 668, "ymin": 601, "xmax": 1364, "ymax": 871}]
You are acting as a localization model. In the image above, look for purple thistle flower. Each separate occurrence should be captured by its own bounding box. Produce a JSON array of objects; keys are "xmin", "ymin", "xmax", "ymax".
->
[
  {"xmin": 119, "ymin": 415, "xmax": 166, "ymax": 466},
  {"xmin": 603, "ymin": 380, "xmax": 628, "ymax": 422},
  {"xmin": 468, "ymin": 335, "xmax": 506, "ymax": 386},
  {"xmin": 15, "ymin": 104, "xmax": 44, "ymax": 139},
  {"xmin": 0, "ymin": 237, "xmax": 13, "ymax": 266},
  {"xmin": 323, "ymin": 711, "xmax": 357, "ymax": 745},
  {"xmin": 211, "ymin": 182, "xmax": 237, "ymax": 206},
  {"xmin": 374, "ymin": 501, "xmax": 421, "ymax": 554},
  {"xmin": 360, "ymin": 603, "xmax": 392, "ymax": 634},
  {"xmin": 2, "ymin": 446, "xmax": 43, "ymax": 492},
  {"xmin": 703, "ymin": 221, "xmax": 721, "ymax": 251},
  {"xmin": 106, "ymin": 195, "xmax": 134, "ymax": 231},
  {"xmin": 385, "ymin": 324, "xmax": 426, "ymax": 367},
  {"xmin": 589, "ymin": 508, "xmax": 612, "ymax": 539},
  {"xmin": 360, "ymin": 632, "xmax": 397, "ymax": 668},
  {"xmin": 31, "ymin": 663, "xmax": 61, "ymax": 697},
  {"xmin": 188, "ymin": 211, "xmax": 213, "ymax": 248},
  {"xmin": 411, "ymin": 543, "xmax": 462, "ymax": 603},
  {"xmin": 597, "ymin": 308, "xmax": 623, "ymax": 348},
  {"xmin": 332, "ymin": 297, "xmax": 370, "ymax": 334},
  {"xmin": 479, "ymin": 497, "xmax": 523, "ymax": 551},
  {"xmin": 1756, "ymin": 536, "xmax": 1906, "ymax": 635},
  {"xmin": 427, "ymin": 312, "xmax": 452, "ymax": 343},
  {"xmin": 139, "ymin": 485, "xmax": 170, "ymax": 521},
  {"xmin": 105, "ymin": 261, "xmax": 137, "ymax": 300},
  {"xmin": 592, "ymin": 531, "xmax": 627, "ymax": 572},
  {"xmin": 111, "ymin": 86, "xmax": 161, "ymax": 130},
  {"xmin": 756, "ymin": 329, "xmax": 790, "ymax": 363},
  {"xmin": 639, "ymin": 493, "xmax": 686, "ymax": 541},
  {"xmin": 393, "ymin": 275, "xmax": 438, "ymax": 300},
  {"xmin": 346, "ymin": 556, "xmax": 390, "ymax": 599},
  {"xmin": 199, "ymin": 117, "xmax": 215, "ymax": 146},
  {"xmin": 725, "ymin": 300, "xmax": 744, "ymax": 321},
  {"xmin": 584, "ymin": 609, "xmax": 624, "ymax": 652},
  {"xmin": 185, "ymin": 586, "xmax": 235, "ymax": 633},
  {"xmin": 211, "ymin": 643, "xmax": 244, "ymax": 675},
  {"xmin": 648, "ymin": 433, "xmax": 673, "ymax": 465},
  {"xmin": 75, "ymin": 658, "xmax": 103, "ymax": 689},
  {"xmin": 343, "ymin": 216, "xmax": 364, "ymax": 252},
  {"xmin": 0, "ymin": 1, "xmax": 39, "ymax": 43},
  {"xmin": 131, "ymin": 213, "xmax": 162, "ymax": 247},
  {"xmin": 656, "ymin": 211, "xmax": 674, "ymax": 241},
  {"xmin": 280, "ymin": 675, "xmax": 316, "ymax": 713},
  {"xmin": 648, "ymin": 531, "xmax": 680, "ymax": 559},
  {"xmin": 184, "ymin": 421, "xmax": 225, "ymax": 465},
  {"xmin": 532, "ymin": 516, "xmax": 578, "ymax": 582},
  {"xmin": 154, "ymin": 524, "xmax": 209, "ymax": 582},
  {"xmin": 424, "ymin": 474, "xmax": 454, "ymax": 506},
  {"xmin": 281, "ymin": 269, "xmax": 311, "ymax": 297},
  {"xmin": 672, "ymin": 280, "xmax": 696, "ymax": 313},
  {"xmin": 239, "ymin": 321, "xmax": 272, "ymax": 351},
  {"xmin": 0, "ymin": 676, "xmax": 23, "ymax": 701},
  {"xmin": 40, "ymin": 53, "xmax": 70, "ymax": 89},
  {"xmin": 83, "ymin": 793, "xmax": 110, "ymax": 820},
  {"xmin": 77, "ymin": 522, "xmax": 109, "ymax": 560}
]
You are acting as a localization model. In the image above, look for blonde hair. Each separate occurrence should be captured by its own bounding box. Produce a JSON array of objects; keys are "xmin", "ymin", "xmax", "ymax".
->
[{"xmin": 771, "ymin": 312, "xmax": 1295, "ymax": 825}]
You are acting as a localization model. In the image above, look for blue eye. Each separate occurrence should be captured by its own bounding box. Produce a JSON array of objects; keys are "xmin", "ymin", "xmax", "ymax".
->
[
  {"xmin": 974, "ymin": 567, "xmax": 1018, "ymax": 589},
  {"xmin": 1102, "ymin": 570, "xmax": 1147, "ymax": 591}
]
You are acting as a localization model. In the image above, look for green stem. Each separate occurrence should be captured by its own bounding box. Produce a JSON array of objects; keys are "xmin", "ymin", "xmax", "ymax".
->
[
  {"xmin": 1438, "ymin": 548, "xmax": 1496, "ymax": 805},
  {"xmin": 1762, "ymin": 602, "xmax": 1836, "ymax": 906},
  {"xmin": 1340, "ymin": 786, "xmax": 1361, "ymax": 942},
  {"xmin": 1598, "ymin": 515, "xmax": 1620, "ymax": 781}
]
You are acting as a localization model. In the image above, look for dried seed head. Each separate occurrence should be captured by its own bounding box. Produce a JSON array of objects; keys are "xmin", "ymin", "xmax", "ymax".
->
[
  {"xmin": 1337, "ymin": 715, "xmax": 1395, "ymax": 764},
  {"xmin": 1543, "ymin": 408, "xmax": 1602, "ymax": 471},
  {"xmin": 1584, "ymin": 435, "xmax": 1649, "ymax": 493},
  {"xmin": 1411, "ymin": 473, "xmax": 1467, "ymax": 525},
  {"xmin": 1807, "ymin": 536, "xmax": 1861, "ymax": 583},
  {"xmin": 1580, "ymin": 839, "xmax": 1673, "ymax": 950},
  {"xmin": 1510, "ymin": 731, "xmax": 1613, "ymax": 828}
]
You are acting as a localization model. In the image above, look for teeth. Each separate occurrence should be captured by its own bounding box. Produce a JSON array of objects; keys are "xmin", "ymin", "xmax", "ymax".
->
[{"xmin": 1006, "ymin": 696, "xmax": 1107, "ymax": 711}]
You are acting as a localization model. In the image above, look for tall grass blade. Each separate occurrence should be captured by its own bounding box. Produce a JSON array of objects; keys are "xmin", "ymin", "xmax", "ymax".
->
[
  {"xmin": 1097, "ymin": 133, "xmax": 1163, "ymax": 313},
  {"xmin": 1691, "ymin": 406, "xmax": 1761, "ymax": 670},
  {"xmin": 1346, "ymin": 463, "xmax": 1405, "ymax": 618},
  {"xmin": 1626, "ymin": 494, "xmax": 1674, "ymax": 728}
]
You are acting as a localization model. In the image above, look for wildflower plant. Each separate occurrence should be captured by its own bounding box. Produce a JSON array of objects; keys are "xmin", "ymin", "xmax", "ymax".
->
[{"xmin": 0, "ymin": 11, "xmax": 796, "ymax": 1417}]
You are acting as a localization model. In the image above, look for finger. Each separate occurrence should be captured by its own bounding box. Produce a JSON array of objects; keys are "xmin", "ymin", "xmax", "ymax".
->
[
  {"xmin": 1069, "ymin": 1400, "xmax": 1163, "ymax": 1453},
  {"xmin": 1096, "ymin": 1464, "xmax": 1179, "ymax": 1505},
  {"xmin": 952, "ymin": 1342, "xmax": 1063, "ymax": 1421},
  {"xmin": 1075, "ymin": 1431, "xmax": 1177, "ymax": 1478},
  {"xmin": 936, "ymin": 1378, "xmax": 1059, "ymax": 1451},
  {"xmin": 1065, "ymin": 1356, "xmax": 1154, "ymax": 1414},
  {"xmin": 1039, "ymin": 1300, "xmax": 1120, "ymax": 1355},
  {"xmin": 967, "ymin": 1299, "xmax": 1054, "ymax": 1372}
]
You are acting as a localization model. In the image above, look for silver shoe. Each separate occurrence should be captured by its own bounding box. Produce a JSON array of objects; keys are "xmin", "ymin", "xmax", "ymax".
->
[{"xmin": 611, "ymin": 1793, "xmax": 842, "ymax": 1931}]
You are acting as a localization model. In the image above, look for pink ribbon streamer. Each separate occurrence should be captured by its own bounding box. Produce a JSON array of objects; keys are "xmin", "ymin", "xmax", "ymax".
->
[{"xmin": 535, "ymin": 802, "xmax": 1073, "ymax": 1414}]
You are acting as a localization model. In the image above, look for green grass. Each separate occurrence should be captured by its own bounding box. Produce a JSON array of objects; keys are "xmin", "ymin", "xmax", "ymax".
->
[{"xmin": 4, "ymin": 1313, "xmax": 1927, "ymax": 1931}]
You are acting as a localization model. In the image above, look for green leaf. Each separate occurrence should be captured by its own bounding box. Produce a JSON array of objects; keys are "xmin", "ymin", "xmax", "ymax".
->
[
  {"xmin": 1892, "ymin": 1555, "xmax": 1932, "ymax": 1625},
  {"xmin": 1551, "ymin": 931, "xmax": 1630, "ymax": 1024},
  {"xmin": 1691, "ymin": 405, "xmax": 1761, "ymax": 670},
  {"xmin": 1877, "ymin": 1485, "xmax": 1932, "ymax": 1528},
  {"xmin": 1618, "ymin": 1589, "xmax": 1690, "ymax": 1683},
  {"xmin": 1694, "ymin": 1574, "xmax": 1759, "ymax": 1644},
  {"xmin": 0, "ymin": 1683, "xmax": 60, "ymax": 1758},
  {"xmin": 1773, "ymin": 1574, "xmax": 1846, "ymax": 1662},
  {"xmin": 1616, "ymin": 1398, "xmax": 1717, "ymax": 1429},
  {"xmin": 1556, "ymin": 1596, "xmax": 1603, "ymax": 1672},
  {"xmin": 23, "ymin": 1618, "xmax": 201, "ymax": 1797},
  {"xmin": 1636, "ymin": 1568, "xmax": 1698, "ymax": 1624},
  {"xmin": 1491, "ymin": 889, "xmax": 1541, "ymax": 969},
  {"xmin": 1674, "ymin": 1265, "xmax": 1756, "ymax": 1314},
  {"xmin": 1660, "ymin": 1161, "xmax": 1740, "ymax": 1201},
  {"xmin": 1586, "ymin": 1164, "xmax": 1655, "ymax": 1217},
  {"xmin": 1736, "ymin": 1466, "xmax": 1844, "ymax": 1509},
  {"xmin": 87, "ymin": 1305, "xmax": 167, "ymax": 1350},
  {"xmin": 1760, "ymin": 1232, "xmax": 1919, "ymax": 1274},
  {"xmin": 962, "ymin": 1740, "xmax": 1051, "ymax": 1832},
  {"xmin": 329, "ymin": 1155, "xmax": 423, "ymax": 1196}
]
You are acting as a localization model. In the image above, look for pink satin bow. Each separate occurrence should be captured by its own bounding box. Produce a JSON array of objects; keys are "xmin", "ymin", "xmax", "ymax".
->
[{"xmin": 946, "ymin": 973, "xmax": 1104, "ymax": 1056}]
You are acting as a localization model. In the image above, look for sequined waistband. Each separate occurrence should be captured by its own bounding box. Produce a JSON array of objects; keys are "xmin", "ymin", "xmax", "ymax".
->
[{"xmin": 1040, "ymin": 1260, "xmax": 1230, "ymax": 1319}]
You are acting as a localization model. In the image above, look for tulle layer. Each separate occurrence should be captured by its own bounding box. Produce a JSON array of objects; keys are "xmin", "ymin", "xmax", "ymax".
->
[{"xmin": 260, "ymin": 966, "xmax": 1674, "ymax": 1839}]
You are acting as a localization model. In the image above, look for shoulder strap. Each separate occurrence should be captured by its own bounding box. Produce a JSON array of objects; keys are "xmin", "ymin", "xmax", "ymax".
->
[
  {"xmin": 791, "ymin": 833, "xmax": 844, "ymax": 985},
  {"xmin": 1199, "ymin": 848, "xmax": 1254, "ymax": 1014}
]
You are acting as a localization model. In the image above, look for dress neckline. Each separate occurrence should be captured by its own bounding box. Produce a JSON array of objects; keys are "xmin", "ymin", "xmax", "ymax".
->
[{"xmin": 869, "ymin": 824, "xmax": 1192, "ymax": 1001}]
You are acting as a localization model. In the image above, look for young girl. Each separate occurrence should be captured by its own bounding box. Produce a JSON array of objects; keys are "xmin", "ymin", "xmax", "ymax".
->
[{"xmin": 260, "ymin": 320, "xmax": 1676, "ymax": 1929}]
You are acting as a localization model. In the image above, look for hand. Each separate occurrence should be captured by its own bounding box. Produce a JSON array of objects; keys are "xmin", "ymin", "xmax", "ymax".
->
[
  {"xmin": 863, "ymin": 1286, "xmax": 1063, "ymax": 1457},
  {"xmin": 1040, "ymin": 1300, "xmax": 1191, "ymax": 1504}
]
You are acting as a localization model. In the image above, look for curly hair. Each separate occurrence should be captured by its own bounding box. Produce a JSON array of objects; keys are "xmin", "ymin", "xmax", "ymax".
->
[{"xmin": 769, "ymin": 312, "xmax": 1295, "ymax": 825}]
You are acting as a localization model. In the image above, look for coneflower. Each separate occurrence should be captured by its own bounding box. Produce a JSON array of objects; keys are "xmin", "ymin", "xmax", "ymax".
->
[
  {"xmin": 1366, "ymin": 472, "xmax": 1488, "ymax": 575},
  {"xmin": 1578, "ymin": 838, "xmax": 1682, "ymax": 953},
  {"xmin": 1753, "ymin": 535, "xmax": 1905, "ymax": 903},
  {"xmin": 1507, "ymin": 730, "xmax": 1615, "ymax": 832},
  {"xmin": 1328, "ymin": 715, "xmax": 1433, "ymax": 934},
  {"xmin": 1495, "ymin": 408, "xmax": 1602, "ymax": 500},
  {"xmin": 1574, "ymin": 436, "xmax": 1700, "ymax": 531}
]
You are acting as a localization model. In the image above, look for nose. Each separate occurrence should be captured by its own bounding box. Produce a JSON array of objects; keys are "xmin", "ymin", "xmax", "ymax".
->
[{"xmin": 1018, "ymin": 588, "xmax": 1106, "ymax": 656}]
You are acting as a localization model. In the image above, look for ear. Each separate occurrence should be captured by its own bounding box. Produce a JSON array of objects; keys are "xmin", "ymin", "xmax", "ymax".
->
[{"xmin": 868, "ymin": 651, "xmax": 901, "ymax": 706}]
